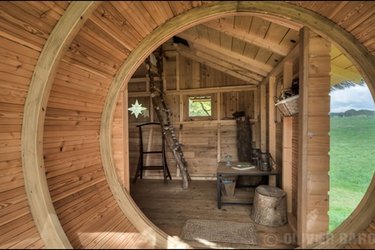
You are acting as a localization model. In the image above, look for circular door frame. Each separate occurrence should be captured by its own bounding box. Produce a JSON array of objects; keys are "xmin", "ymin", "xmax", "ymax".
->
[{"xmin": 98, "ymin": 2, "xmax": 375, "ymax": 248}]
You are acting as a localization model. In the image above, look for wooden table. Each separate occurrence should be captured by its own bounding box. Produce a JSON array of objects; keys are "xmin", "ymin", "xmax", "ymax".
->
[{"xmin": 216, "ymin": 161, "xmax": 279, "ymax": 209}]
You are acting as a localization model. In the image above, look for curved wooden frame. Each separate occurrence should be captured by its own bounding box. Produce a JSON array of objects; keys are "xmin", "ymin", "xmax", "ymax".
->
[
  {"xmin": 21, "ymin": 2, "xmax": 99, "ymax": 248},
  {"xmin": 312, "ymin": 173, "xmax": 375, "ymax": 248},
  {"xmin": 100, "ymin": 3, "xmax": 238, "ymax": 248},
  {"xmin": 100, "ymin": 1, "xmax": 375, "ymax": 249}
]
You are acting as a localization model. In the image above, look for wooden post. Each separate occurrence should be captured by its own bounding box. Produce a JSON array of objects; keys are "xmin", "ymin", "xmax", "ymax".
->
[
  {"xmin": 268, "ymin": 76, "xmax": 276, "ymax": 159},
  {"xmin": 282, "ymin": 61, "xmax": 293, "ymax": 213},
  {"xmin": 177, "ymin": 53, "xmax": 182, "ymax": 178},
  {"xmin": 260, "ymin": 84, "xmax": 267, "ymax": 152},
  {"xmin": 268, "ymin": 76, "xmax": 277, "ymax": 186},
  {"xmin": 254, "ymin": 87, "xmax": 260, "ymax": 148},
  {"xmin": 298, "ymin": 27, "xmax": 331, "ymax": 247},
  {"xmin": 217, "ymin": 93, "xmax": 221, "ymax": 162}
]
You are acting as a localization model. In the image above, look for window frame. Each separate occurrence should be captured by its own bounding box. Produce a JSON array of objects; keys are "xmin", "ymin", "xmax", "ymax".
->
[{"xmin": 184, "ymin": 93, "xmax": 216, "ymax": 121}]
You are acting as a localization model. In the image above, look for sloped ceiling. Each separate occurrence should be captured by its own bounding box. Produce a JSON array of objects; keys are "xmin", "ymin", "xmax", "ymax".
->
[{"xmin": 169, "ymin": 15, "xmax": 362, "ymax": 86}]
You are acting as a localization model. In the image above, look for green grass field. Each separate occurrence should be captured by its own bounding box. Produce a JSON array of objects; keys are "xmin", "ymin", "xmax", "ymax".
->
[{"xmin": 329, "ymin": 116, "xmax": 375, "ymax": 231}]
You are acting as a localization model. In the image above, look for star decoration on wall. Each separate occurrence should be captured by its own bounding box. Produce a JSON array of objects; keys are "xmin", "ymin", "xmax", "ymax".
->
[{"xmin": 128, "ymin": 99, "xmax": 147, "ymax": 118}]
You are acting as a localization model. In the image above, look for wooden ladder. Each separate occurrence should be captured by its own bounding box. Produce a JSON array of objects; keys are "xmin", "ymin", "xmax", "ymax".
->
[{"xmin": 145, "ymin": 50, "xmax": 191, "ymax": 189}]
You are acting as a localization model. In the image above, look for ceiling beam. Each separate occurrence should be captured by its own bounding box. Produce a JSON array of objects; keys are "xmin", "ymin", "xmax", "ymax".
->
[
  {"xmin": 249, "ymin": 13, "xmax": 303, "ymax": 31},
  {"xmin": 177, "ymin": 32, "xmax": 273, "ymax": 76},
  {"xmin": 261, "ymin": 42, "xmax": 300, "ymax": 85},
  {"xmin": 190, "ymin": 43, "xmax": 267, "ymax": 79},
  {"xmin": 203, "ymin": 20, "xmax": 291, "ymax": 56},
  {"xmin": 193, "ymin": 48, "xmax": 263, "ymax": 82},
  {"xmin": 176, "ymin": 44, "xmax": 260, "ymax": 85}
]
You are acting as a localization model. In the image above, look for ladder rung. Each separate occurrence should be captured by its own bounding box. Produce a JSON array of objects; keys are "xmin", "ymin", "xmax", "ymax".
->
[
  {"xmin": 142, "ymin": 166, "xmax": 164, "ymax": 170},
  {"xmin": 143, "ymin": 151, "xmax": 163, "ymax": 154}
]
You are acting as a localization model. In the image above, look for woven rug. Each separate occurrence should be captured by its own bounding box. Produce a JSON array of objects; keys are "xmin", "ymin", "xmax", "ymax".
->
[{"xmin": 180, "ymin": 219, "xmax": 257, "ymax": 245}]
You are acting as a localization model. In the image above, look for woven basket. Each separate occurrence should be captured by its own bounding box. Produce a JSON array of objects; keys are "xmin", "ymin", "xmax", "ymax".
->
[{"xmin": 275, "ymin": 95, "xmax": 299, "ymax": 117}]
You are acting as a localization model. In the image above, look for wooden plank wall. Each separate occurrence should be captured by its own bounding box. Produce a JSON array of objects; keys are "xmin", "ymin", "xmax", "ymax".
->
[
  {"xmin": 344, "ymin": 219, "xmax": 375, "ymax": 248},
  {"xmin": 292, "ymin": 116, "xmax": 299, "ymax": 221},
  {"xmin": 42, "ymin": 2, "xmax": 204, "ymax": 248},
  {"xmin": 128, "ymin": 53, "xmax": 256, "ymax": 179},
  {"xmin": 298, "ymin": 28, "xmax": 331, "ymax": 247},
  {"xmin": 1, "ymin": 1, "xmax": 375, "ymax": 248},
  {"xmin": 275, "ymin": 122, "xmax": 283, "ymax": 169},
  {"xmin": 0, "ymin": 2, "xmax": 69, "ymax": 248},
  {"xmin": 291, "ymin": 1, "xmax": 375, "ymax": 57}
]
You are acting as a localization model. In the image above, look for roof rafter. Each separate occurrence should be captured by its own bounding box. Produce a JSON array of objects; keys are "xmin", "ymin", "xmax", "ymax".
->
[
  {"xmin": 203, "ymin": 20, "xmax": 291, "ymax": 56},
  {"xmin": 189, "ymin": 44, "xmax": 264, "ymax": 81},
  {"xmin": 189, "ymin": 42, "xmax": 267, "ymax": 78},
  {"xmin": 176, "ymin": 44, "xmax": 260, "ymax": 85},
  {"xmin": 249, "ymin": 13, "xmax": 303, "ymax": 31},
  {"xmin": 177, "ymin": 32, "xmax": 272, "ymax": 76},
  {"xmin": 261, "ymin": 42, "xmax": 300, "ymax": 85}
]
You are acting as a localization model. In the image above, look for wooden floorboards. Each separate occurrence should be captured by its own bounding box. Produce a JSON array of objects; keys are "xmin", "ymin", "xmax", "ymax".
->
[{"xmin": 131, "ymin": 179, "xmax": 297, "ymax": 249}]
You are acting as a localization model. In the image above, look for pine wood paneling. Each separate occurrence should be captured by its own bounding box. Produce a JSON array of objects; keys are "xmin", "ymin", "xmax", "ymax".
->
[
  {"xmin": 220, "ymin": 123, "xmax": 238, "ymax": 162},
  {"xmin": 128, "ymin": 53, "xmax": 255, "ymax": 179},
  {"xmin": 42, "ymin": 2, "xmax": 178, "ymax": 247},
  {"xmin": 292, "ymin": 116, "xmax": 299, "ymax": 219},
  {"xmin": 298, "ymin": 28, "xmax": 331, "ymax": 247},
  {"xmin": 1, "ymin": 1, "xmax": 375, "ymax": 248},
  {"xmin": 291, "ymin": 1, "xmax": 375, "ymax": 55},
  {"xmin": 0, "ymin": 1, "xmax": 70, "ymax": 248},
  {"xmin": 0, "ymin": 2, "xmax": 70, "ymax": 248}
]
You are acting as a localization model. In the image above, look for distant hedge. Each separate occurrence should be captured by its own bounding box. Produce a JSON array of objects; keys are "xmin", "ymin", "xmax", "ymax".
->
[{"xmin": 330, "ymin": 109, "xmax": 375, "ymax": 117}]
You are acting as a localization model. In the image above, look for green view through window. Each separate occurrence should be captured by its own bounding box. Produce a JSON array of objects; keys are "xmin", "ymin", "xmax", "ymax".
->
[{"xmin": 188, "ymin": 96, "xmax": 212, "ymax": 117}]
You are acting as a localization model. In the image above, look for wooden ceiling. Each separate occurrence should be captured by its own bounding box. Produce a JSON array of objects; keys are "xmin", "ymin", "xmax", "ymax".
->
[{"xmin": 169, "ymin": 15, "xmax": 362, "ymax": 86}]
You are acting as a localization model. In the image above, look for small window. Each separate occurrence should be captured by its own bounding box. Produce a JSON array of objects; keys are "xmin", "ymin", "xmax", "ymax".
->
[{"xmin": 188, "ymin": 96, "xmax": 212, "ymax": 117}]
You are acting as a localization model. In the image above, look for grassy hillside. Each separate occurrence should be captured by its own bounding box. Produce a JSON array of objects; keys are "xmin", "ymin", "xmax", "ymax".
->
[{"xmin": 329, "ymin": 116, "xmax": 375, "ymax": 231}]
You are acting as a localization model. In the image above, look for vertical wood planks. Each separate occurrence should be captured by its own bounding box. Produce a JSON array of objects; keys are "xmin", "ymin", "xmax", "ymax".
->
[
  {"xmin": 298, "ymin": 27, "xmax": 331, "ymax": 247},
  {"xmin": 282, "ymin": 61, "xmax": 294, "ymax": 212},
  {"xmin": 127, "ymin": 53, "xmax": 255, "ymax": 179},
  {"xmin": 260, "ymin": 84, "xmax": 267, "ymax": 152}
]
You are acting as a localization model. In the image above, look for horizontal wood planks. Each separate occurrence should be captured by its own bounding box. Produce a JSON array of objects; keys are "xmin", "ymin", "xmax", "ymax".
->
[
  {"xmin": 298, "ymin": 28, "xmax": 331, "ymax": 247},
  {"xmin": 127, "ymin": 51, "xmax": 256, "ymax": 179},
  {"xmin": 0, "ymin": 1, "xmax": 68, "ymax": 248},
  {"xmin": 292, "ymin": 1, "xmax": 375, "ymax": 56},
  {"xmin": 1, "ymin": 1, "xmax": 375, "ymax": 248},
  {"xmin": 43, "ymin": 1, "xmax": 195, "ymax": 248}
]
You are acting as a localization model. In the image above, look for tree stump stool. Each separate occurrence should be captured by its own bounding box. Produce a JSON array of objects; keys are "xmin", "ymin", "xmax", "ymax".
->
[{"xmin": 251, "ymin": 185, "xmax": 287, "ymax": 227}]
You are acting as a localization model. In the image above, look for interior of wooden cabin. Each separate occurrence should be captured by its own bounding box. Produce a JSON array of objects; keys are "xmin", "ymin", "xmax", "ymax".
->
[
  {"xmin": 113, "ymin": 15, "xmax": 364, "ymax": 249},
  {"xmin": 2, "ymin": 1, "xmax": 375, "ymax": 249}
]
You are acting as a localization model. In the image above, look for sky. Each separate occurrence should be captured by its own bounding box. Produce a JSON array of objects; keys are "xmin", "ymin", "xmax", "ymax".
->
[{"xmin": 330, "ymin": 84, "xmax": 375, "ymax": 113}]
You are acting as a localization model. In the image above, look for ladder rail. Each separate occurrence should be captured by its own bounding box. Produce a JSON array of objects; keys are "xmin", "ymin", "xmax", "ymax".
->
[{"xmin": 145, "ymin": 49, "xmax": 191, "ymax": 189}]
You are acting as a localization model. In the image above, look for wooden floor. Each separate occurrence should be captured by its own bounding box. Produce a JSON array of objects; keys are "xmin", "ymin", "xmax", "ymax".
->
[{"xmin": 130, "ymin": 179, "xmax": 298, "ymax": 249}]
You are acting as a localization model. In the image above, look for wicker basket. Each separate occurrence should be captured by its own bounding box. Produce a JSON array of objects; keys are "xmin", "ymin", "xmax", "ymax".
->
[{"xmin": 275, "ymin": 95, "xmax": 299, "ymax": 117}]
